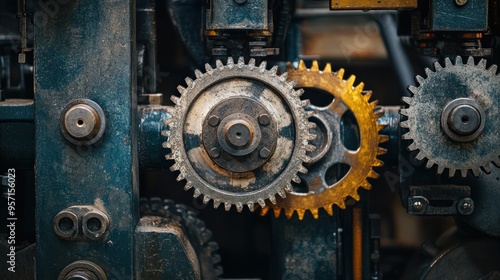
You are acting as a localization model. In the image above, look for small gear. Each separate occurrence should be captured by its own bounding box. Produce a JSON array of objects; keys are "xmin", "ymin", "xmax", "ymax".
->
[
  {"xmin": 162, "ymin": 57, "xmax": 316, "ymax": 212},
  {"xmin": 140, "ymin": 198, "xmax": 223, "ymax": 279},
  {"xmin": 261, "ymin": 60, "xmax": 387, "ymax": 220},
  {"xmin": 400, "ymin": 56, "xmax": 500, "ymax": 177}
]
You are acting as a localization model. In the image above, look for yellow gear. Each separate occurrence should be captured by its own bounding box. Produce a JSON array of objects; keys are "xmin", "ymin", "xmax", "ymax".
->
[{"xmin": 261, "ymin": 60, "xmax": 387, "ymax": 220}]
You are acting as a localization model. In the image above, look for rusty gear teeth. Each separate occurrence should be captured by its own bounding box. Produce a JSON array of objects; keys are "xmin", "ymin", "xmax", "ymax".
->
[
  {"xmin": 162, "ymin": 57, "xmax": 315, "ymax": 213},
  {"xmin": 261, "ymin": 60, "xmax": 386, "ymax": 220}
]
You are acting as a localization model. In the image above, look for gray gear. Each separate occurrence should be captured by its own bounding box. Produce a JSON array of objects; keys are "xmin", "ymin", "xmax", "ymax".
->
[
  {"xmin": 162, "ymin": 57, "xmax": 316, "ymax": 212},
  {"xmin": 401, "ymin": 56, "xmax": 500, "ymax": 177}
]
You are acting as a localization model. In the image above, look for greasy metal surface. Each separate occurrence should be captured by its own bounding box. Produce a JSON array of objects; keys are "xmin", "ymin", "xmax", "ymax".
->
[
  {"xmin": 271, "ymin": 213, "xmax": 337, "ymax": 279},
  {"xmin": 138, "ymin": 105, "xmax": 170, "ymax": 169},
  {"xmin": 135, "ymin": 216, "xmax": 201, "ymax": 279},
  {"xmin": 330, "ymin": 0, "xmax": 417, "ymax": 10},
  {"xmin": 407, "ymin": 185, "xmax": 472, "ymax": 215},
  {"xmin": 401, "ymin": 57, "xmax": 500, "ymax": 177},
  {"xmin": 140, "ymin": 198, "xmax": 223, "ymax": 279},
  {"xmin": 431, "ymin": 0, "xmax": 488, "ymax": 31},
  {"xmin": 206, "ymin": 0, "xmax": 268, "ymax": 30},
  {"xmin": 262, "ymin": 60, "xmax": 386, "ymax": 220},
  {"xmin": 163, "ymin": 57, "xmax": 315, "ymax": 212},
  {"xmin": 34, "ymin": 1, "xmax": 138, "ymax": 278}
]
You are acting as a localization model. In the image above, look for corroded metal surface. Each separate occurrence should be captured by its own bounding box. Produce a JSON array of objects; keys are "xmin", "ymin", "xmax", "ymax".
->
[
  {"xmin": 330, "ymin": 0, "xmax": 417, "ymax": 10},
  {"xmin": 262, "ymin": 61, "xmax": 386, "ymax": 220},
  {"xmin": 163, "ymin": 57, "xmax": 316, "ymax": 212}
]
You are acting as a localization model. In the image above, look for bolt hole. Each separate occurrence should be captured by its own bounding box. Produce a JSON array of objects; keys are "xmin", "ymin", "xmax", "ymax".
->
[
  {"xmin": 461, "ymin": 116, "xmax": 469, "ymax": 124},
  {"xmin": 87, "ymin": 217, "xmax": 102, "ymax": 232},
  {"xmin": 236, "ymin": 132, "xmax": 242, "ymax": 138},
  {"xmin": 77, "ymin": 119, "xmax": 84, "ymax": 127},
  {"xmin": 58, "ymin": 217, "xmax": 75, "ymax": 233}
]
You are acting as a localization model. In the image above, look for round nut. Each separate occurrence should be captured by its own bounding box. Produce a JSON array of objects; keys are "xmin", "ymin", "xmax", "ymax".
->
[
  {"xmin": 60, "ymin": 99, "xmax": 106, "ymax": 146},
  {"xmin": 53, "ymin": 210, "xmax": 79, "ymax": 240},
  {"xmin": 81, "ymin": 210, "xmax": 109, "ymax": 240}
]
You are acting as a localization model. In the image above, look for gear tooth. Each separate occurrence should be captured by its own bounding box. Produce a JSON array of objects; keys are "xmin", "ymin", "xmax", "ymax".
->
[
  {"xmin": 302, "ymin": 155, "xmax": 313, "ymax": 163},
  {"xmin": 361, "ymin": 180, "xmax": 372, "ymax": 190},
  {"xmin": 236, "ymin": 202, "xmax": 243, "ymax": 212},
  {"xmin": 368, "ymin": 170, "xmax": 379, "ymax": 179},
  {"xmin": 323, "ymin": 63, "xmax": 332, "ymax": 73},
  {"xmin": 433, "ymin": 61, "xmax": 443, "ymax": 71},
  {"xmin": 400, "ymin": 120, "xmax": 410, "ymax": 128},
  {"xmin": 165, "ymin": 106, "xmax": 176, "ymax": 115},
  {"xmin": 161, "ymin": 130, "xmax": 170, "ymax": 137},
  {"xmin": 376, "ymin": 124, "xmax": 384, "ymax": 132},
  {"xmin": 248, "ymin": 58, "xmax": 256, "ymax": 67},
  {"xmin": 467, "ymin": 56, "xmax": 475, "ymax": 66},
  {"xmin": 425, "ymin": 160, "xmax": 435, "ymax": 169},
  {"xmin": 284, "ymin": 209, "xmax": 295, "ymax": 219},
  {"xmin": 299, "ymin": 166, "xmax": 308, "ymax": 174},
  {"xmin": 297, "ymin": 209, "xmax": 306, "ymax": 220},
  {"xmin": 295, "ymin": 88, "xmax": 304, "ymax": 96},
  {"xmin": 213, "ymin": 199, "xmax": 221, "ymax": 209},
  {"xmin": 310, "ymin": 208, "xmax": 319, "ymax": 219},
  {"xmin": 354, "ymin": 82, "xmax": 365, "ymax": 93},
  {"xmin": 346, "ymin": 75, "xmax": 356, "ymax": 87},
  {"xmin": 373, "ymin": 159, "xmax": 384, "ymax": 167},
  {"xmin": 162, "ymin": 118, "xmax": 172, "ymax": 125},
  {"xmin": 224, "ymin": 202, "xmax": 231, "ymax": 211},
  {"xmin": 257, "ymin": 198, "xmax": 266, "ymax": 208},
  {"xmin": 482, "ymin": 164, "xmax": 491, "ymax": 174},
  {"xmin": 270, "ymin": 65, "xmax": 278, "ymax": 75},
  {"xmin": 307, "ymin": 122, "xmax": 317, "ymax": 129},
  {"xmin": 488, "ymin": 64, "xmax": 498, "ymax": 74},
  {"xmin": 292, "ymin": 175, "xmax": 301, "ymax": 184},
  {"xmin": 268, "ymin": 195, "xmax": 276, "ymax": 204},
  {"xmin": 176, "ymin": 171, "xmax": 186, "ymax": 182},
  {"xmin": 273, "ymin": 207, "xmax": 282, "ymax": 218},
  {"xmin": 170, "ymin": 95, "xmax": 180, "ymax": 104},
  {"xmin": 286, "ymin": 61, "xmax": 294, "ymax": 71},
  {"xmin": 301, "ymin": 99, "xmax": 311, "ymax": 107},
  {"xmin": 407, "ymin": 142, "xmax": 418, "ymax": 151},
  {"xmin": 185, "ymin": 77, "xmax": 194, "ymax": 87},
  {"xmin": 278, "ymin": 188, "xmax": 286, "ymax": 198},
  {"xmin": 165, "ymin": 153, "xmax": 173, "ymax": 160},
  {"xmin": 370, "ymin": 100, "xmax": 379, "ymax": 109},
  {"xmin": 337, "ymin": 200, "xmax": 346, "ymax": 209},
  {"xmin": 408, "ymin": 85, "xmax": 418, "ymax": 95},
  {"xmin": 351, "ymin": 191, "xmax": 360, "ymax": 201},
  {"xmin": 461, "ymin": 169, "xmax": 469, "ymax": 177},
  {"xmin": 247, "ymin": 202, "xmax": 255, "ymax": 212},
  {"xmin": 170, "ymin": 162, "xmax": 180, "ymax": 171},
  {"xmin": 260, "ymin": 206, "xmax": 270, "ymax": 216},
  {"xmin": 363, "ymin": 90, "xmax": 373, "ymax": 102},
  {"xmin": 336, "ymin": 68, "xmax": 345, "ymax": 79},
  {"xmin": 415, "ymin": 151, "xmax": 426, "ymax": 161},
  {"xmin": 298, "ymin": 60, "xmax": 307, "ymax": 71},
  {"xmin": 445, "ymin": 57, "xmax": 453, "ymax": 67},
  {"xmin": 203, "ymin": 195, "xmax": 211, "ymax": 205},
  {"xmin": 378, "ymin": 135, "xmax": 389, "ymax": 143},
  {"xmin": 307, "ymin": 131, "xmax": 317, "ymax": 140},
  {"xmin": 306, "ymin": 110, "xmax": 315, "ymax": 118},
  {"xmin": 205, "ymin": 63, "xmax": 213, "ymax": 73},
  {"xmin": 279, "ymin": 71, "xmax": 289, "ymax": 82},
  {"xmin": 478, "ymin": 58, "xmax": 487, "ymax": 69},
  {"xmin": 182, "ymin": 182, "xmax": 192, "ymax": 191},
  {"xmin": 448, "ymin": 168, "xmax": 456, "ymax": 177},
  {"xmin": 216, "ymin": 59, "xmax": 224, "ymax": 68},
  {"xmin": 285, "ymin": 183, "xmax": 293, "ymax": 192},
  {"xmin": 194, "ymin": 69, "xmax": 203, "ymax": 78},
  {"xmin": 401, "ymin": 96, "xmax": 412, "ymax": 105},
  {"xmin": 424, "ymin": 67, "xmax": 433, "ymax": 77},
  {"xmin": 306, "ymin": 144, "xmax": 316, "ymax": 152},
  {"xmin": 259, "ymin": 61, "xmax": 267, "ymax": 73},
  {"xmin": 163, "ymin": 141, "xmax": 172, "ymax": 149},
  {"xmin": 471, "ymin": 168, "xmax": 480, "ymax": 177},
  {"xmin": 237, "ymin": 56, "xmax": 245, "ymax": 66},
  {"xmin": 400, "ymin": 108, "xmax": 409, "ymax": 116},
  {"xmin": 193, "ymin": 188, "xmax": 202, "ymax": 198},
  {"xmin": 437, "ymin": 165, "xmax": 445, "ymax": 175},
  {"xmin": 377, "ymin": 147, "xmax": 387, "ymax": 155},
  {"xmin": 401, "ymin": 132, "xmax": 412, "ymax": 140},
  {"xmin": 227, "ymin": 57, "xmax": 234, "ymax": 66},
  {"xmin": 324, "ymin": 204, "xmax": 334, "ymax": 216},
  {"xmin": 311, "ymin": 60, "xmax": 320, "ymax": 72},
  {"xmin": 415, "ymin": 75, "xmax": 425, "ymax": 85},
  {"xmin": 455, "ymin": 56, "xmax": 463, "ymax": 65}
]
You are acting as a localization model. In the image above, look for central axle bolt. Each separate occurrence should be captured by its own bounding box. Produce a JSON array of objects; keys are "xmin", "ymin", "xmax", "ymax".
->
[{"xmin": 225, "ymin": 120, "xmax": 253, "ymax": 147}]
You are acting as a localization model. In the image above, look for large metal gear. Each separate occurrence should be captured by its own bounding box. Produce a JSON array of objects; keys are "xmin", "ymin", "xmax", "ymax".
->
[
  {"xmin": 400, "ymin": 56, "xmax": 500, "ymax": 177},
  {"xmin": 162, "ymin": 57, "xmax": 316, "ymax": 212},
  {"xmin": 261, "ymin": 60, "xmax": 386, "ymax": 220}
]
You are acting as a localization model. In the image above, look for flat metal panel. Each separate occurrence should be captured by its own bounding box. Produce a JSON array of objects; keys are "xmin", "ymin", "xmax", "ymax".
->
[
  {"xmin": 34, "ymin": 1, "xmax": 138, "ymax": 278},
  {"xmin": 207, "ymin": 0, "xmax": 268, "ymax": 30},
  {"xmin": 330, "ymin": 0, "xmax": 417, "ymax": 10},
  {"xmin": 431, "ymin": 0, "xmax": 488, "ymax": 31}
]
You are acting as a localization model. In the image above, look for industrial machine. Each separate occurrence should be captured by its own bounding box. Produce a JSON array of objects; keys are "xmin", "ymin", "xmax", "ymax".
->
[{"xmin": 1, "ymin": 0, "xmax": 499, "ymax": 279}]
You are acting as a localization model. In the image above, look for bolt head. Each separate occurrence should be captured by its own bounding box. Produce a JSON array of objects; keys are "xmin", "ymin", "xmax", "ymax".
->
[
  {"xmin": 412, "ymin": 201, "xmax": 423, "ymax": 211},
  {"xmin": 455, "ymin": 0, "xmax": 467, "ymax": 6},
  {"xmin": 209, "ymin": 147, "xmax": 221, "ymax": 158},
  {"xmin": 208, "ymin": 115, "xmax": 220, "ymax": 127},
  {"xmin": 64, "ymin": 104, "xmax": 100, "ymax": 140},
  {"xmin": 259, "ymin": 147, "xmax": 271, "ymax": 158},
  {"xmin": 258, "ymin": 114, "xmax": 271, "ymax": 126}
]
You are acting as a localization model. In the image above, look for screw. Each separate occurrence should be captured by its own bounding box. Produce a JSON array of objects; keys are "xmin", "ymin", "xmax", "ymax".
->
[
  {"xmin": 258, "ymin": 114, "xmax": 270, "ymax": 126},
  {"xmin": 259, "ymin": 147, "xmax": 271, "ymax": 158},
  {"xmin": 209, "ymin": 147, "xmax": 221, "ymax": 158},
  {"xmin": 462, "ymin": 202, "xmax": 471, "ymax": 210},
  {"xmin": 455, "ymin": 0, "xmax": 467, "ymax": 6},
  {"xmin": 412, "ymin": 201, "xmax": 423, "ymax": 211},
  {"xmin": 208, "ymin": 115, "xmax": 220, "ymax": 127}
]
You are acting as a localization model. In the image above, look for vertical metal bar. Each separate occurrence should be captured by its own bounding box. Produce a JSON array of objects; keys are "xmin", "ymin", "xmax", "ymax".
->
[
  {"xmin": 34, "ymin": 1, "xmax": 137, "ymax": 278},
  {"xmin": 352, "ymin": 207, "xmax": 363, "ymax": 280}
]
